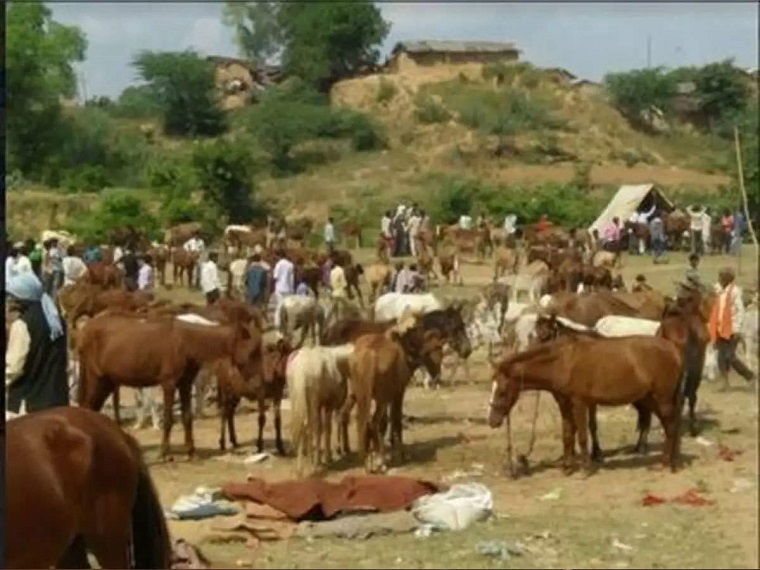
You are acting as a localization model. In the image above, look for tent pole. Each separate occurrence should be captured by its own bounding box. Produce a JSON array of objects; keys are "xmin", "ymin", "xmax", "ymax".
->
[{"xmin": 733, "ymin": 126, "xmax": 758, "ymax": 279}]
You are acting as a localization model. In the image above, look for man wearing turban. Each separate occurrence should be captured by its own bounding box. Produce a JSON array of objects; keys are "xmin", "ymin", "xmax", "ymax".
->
[{"xmin": 6, "ymin": 272, "xmax": 69, "ymax": 415}]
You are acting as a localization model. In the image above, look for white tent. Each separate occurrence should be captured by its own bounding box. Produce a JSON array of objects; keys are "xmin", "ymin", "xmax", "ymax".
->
[{"xmin": 588, "ymin": 184, "xmax": 674, "ymax": 235}]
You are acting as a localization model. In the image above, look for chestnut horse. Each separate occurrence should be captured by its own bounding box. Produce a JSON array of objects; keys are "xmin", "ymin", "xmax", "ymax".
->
[
  {"xmin": 488, "ymin": 325, "xmax": 693, "ymax": 474},
  {"xmin": 6, "ymin": 407, "xmax": 171, "ymax": 569},
  {"xmin": 77, "ymin": 310, "xmax": 263, "ymax": 459}
]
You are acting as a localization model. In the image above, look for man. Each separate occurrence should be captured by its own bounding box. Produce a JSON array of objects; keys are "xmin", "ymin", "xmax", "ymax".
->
[
  {"xmin": 122, "ymin": 248, "xmax": 140, "ymax": 292},
  {"xmin": 14, "ymin": 242, "xmax": 32, "ymax": 276},
  {"xmin": 324, "ymin": 217, "xmax": 336, "ymax": 254},
  {"xmin": 26, "ymin": 239, "xmax": 43, "ymax": 278},
  {"xmin": 536, "ymin": 214, "xmax": 551, "ymax": 233},
  {"xmin": 684, "ymin": 253, "xmax": 702, "ymax": 288},
  {"xmin": 393, "ymin": 262, "xmax": 412, "ymax": 293},
  {"xmin": 380, "ymin": 210, "xmax": 393, "ymax": 258},
  {"xmin": 602, "ymin": 217, "xmax": 621, "ymax": 252},
  {"xmin": 701, "ymin": 207, "xmax": 712, "ymax": 254},
  {"xmin": 245, "ymin": 253, "xmax": 269, "ymax": 310},
  {"xmin": 137, "ymin": 254, "xmax": 155, "ymax": 292},
  {"xmin": 6, "ymin": 272, "xmax": 68, "ymax": 414},
  {"xmin": 504, "ymin": 213, "xmax": 517, "ymax": 236},
  {"xmin": 407, "ymin": 209, "xmax": 422, "ymax": 257},
  {"xmin": 200, "ymin": 252, "xmax": 222, "ymax": 306},
  {"xmin": 183, "ymin": 231, "xmax": 206, "ymax": 289},
  {"xmin": 709, "ymin": 267, "xmax": 756, "ymax": 388},
  {"xmin": 649, "ymin": 210, "xmax": 667, "ymax": 263},
  {"xmin": 83, "ymin": 244, "xmax": 103, "ymax": 266},
  {"xmin": 720, "ymin": 209, "xmax": 734, "ymax": 254},
  {"xmin": 45, "ymin": 239, "xmax": 64, "ymax": 299},
  {"xmin": 272, "ymin": 249, "xmax": 295, "ymax": 329},
  {"xmin": 686, "ymin": 204, "xmax": 704, "ymax": 255},
  {"xmin": 62, "ymin": 246, "xmax": 88, "ymax": 287},
  {"xmin": 731, "ymin": 209, "xmax": 746, "ymax": 256},
  {"xmin": 329, "ymin": 257, "xmax": 348, "ymax": 299},
  {"xmin": 5, "ymin": 245, "xmax": 19, "ymax": 287}
]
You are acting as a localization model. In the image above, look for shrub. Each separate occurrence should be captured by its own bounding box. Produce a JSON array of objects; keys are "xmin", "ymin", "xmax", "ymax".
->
[
  {"xmin": 604, "ymin": 67, "xmax": 677, "ymax": 118},
  {"xmin": 70, "ymin": 190, "xmax": 160, "ymax": 244},
  {"xmin": 414, "ymin": 95, "xmax": 451, "ymax": 124},
  {"xmin": 375, "ymin": 78, "xmax": 397, "ymax": 105}
]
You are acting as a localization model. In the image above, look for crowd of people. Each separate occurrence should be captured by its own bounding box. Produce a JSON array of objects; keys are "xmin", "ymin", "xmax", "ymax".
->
[{"xmin": 594, "ymin": 204, "xmax": 749, "ymax": 263}]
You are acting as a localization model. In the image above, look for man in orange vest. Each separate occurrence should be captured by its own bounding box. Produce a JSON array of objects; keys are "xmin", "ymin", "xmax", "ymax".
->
[{"xmin": 708, "ymin": 267, "xmax": 755, "ymax": 389}]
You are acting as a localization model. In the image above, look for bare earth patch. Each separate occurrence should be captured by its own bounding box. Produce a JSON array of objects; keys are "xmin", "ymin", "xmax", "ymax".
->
[{"xmin": 131, "ymin": 250, "xmax": 757, "ymax": 569}]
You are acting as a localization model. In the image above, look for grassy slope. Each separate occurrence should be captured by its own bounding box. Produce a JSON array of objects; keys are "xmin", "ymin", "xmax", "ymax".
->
[{"xmin": 7, "ymin": 62, "xmax": 738, "ymax": 240}]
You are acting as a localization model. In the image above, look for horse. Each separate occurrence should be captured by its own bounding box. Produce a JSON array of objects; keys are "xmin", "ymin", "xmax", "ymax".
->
[
  {"xmin": 287, "ymin": 344, "xmax": 355, "ymax": 475},
  {"xmin": 77, "ymin": 310, "xmax": 263, "ymax": 459},
  {"xmin": 6, "ymin": 406, "xmax": 171, "ymax": 569},
  {"xmin": 488, "ymin": 316, "xmax": 694, "ymax": 474}
]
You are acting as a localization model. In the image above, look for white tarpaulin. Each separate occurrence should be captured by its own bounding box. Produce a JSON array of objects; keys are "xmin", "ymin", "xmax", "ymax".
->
[{"xmin": 588, "ymin": 184, "xmax": 673, "ymax": 235}]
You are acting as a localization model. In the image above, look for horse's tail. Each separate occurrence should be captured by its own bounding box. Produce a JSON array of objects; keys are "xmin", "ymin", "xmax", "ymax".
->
[
  {"xmin": 130, "ymin": 440, "xmax": 172, "ymax": 569},
  {"xmin": 287, "ymin": 356, "xmax": 309, "ymax": 467}
]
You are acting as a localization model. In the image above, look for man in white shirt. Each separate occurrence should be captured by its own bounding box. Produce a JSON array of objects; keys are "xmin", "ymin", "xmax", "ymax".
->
[
  {"xmin": 324, "ymin": 217, "xmax": 336, "ymax": 254},
  {"xmin": 686, "ymin": 205, "xmax": 705, "ymax": 256},
  {"xmin": 272, "ymin": 250, "xmax": 295, "ymax": 329},
  {"xmin": 503, "ymin": 214, "xmax": 517, "ymax": 235},
  {"xmin": 61, "ymin": 246, "xmax": 87, "ymax": 287},
  {"xmin": 701, "ymin": 208, "xmax": 712, "ymax": 254},
  {"xmin": 407, "ymin": 211, "xmax": 422, "ymax": 257},
  {"xmin": 184, "ymin": 231, "xmax": 206, "ymax": 289},
  {"xmin": 14, "ymin": 243, "xmax": 32, "ymax": 276},
  {"xmin": 200, "ymin": 252, "xmax": 221, "ymax": 305}
]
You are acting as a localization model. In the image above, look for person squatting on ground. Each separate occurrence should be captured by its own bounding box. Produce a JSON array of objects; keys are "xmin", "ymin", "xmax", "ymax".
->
[
  {"xmin": 709, "ymin": 267, "xmax": 756, "ymax": 389},
  {"xmin": 6, "ymin": 272, "xmax": 69, "ymax": 416}
]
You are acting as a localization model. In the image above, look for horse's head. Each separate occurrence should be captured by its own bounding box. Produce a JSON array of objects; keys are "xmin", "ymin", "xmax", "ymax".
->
[
  {"xmin": 534, "ymin": 312, "xmax": 559, "ymax": 343},
  {"xmin": 487, "ymin": 357, "xmax": 521, "ymax": 428},
  {"xmin": 440, "ymin": 303, "xmax": 473, "ymax": 360}
]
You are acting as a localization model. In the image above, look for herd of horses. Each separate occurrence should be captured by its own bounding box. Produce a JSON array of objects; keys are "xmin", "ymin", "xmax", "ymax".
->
[{"xmin": 8, "ymin": 215, "xmax": 733, "ymax": 570}]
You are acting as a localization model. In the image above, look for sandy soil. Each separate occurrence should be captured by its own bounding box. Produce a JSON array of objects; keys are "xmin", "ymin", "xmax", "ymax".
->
[{"xmin": 126, "ymin": 249, "xmax": 757, "ymax": 569}]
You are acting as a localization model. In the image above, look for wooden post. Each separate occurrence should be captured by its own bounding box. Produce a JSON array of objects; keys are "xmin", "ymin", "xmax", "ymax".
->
[{"xmin": 733, "ymin": 126, "xmax": 758, "ymax": 278}]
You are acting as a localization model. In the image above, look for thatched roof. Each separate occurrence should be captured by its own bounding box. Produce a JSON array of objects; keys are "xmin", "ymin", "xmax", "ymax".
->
[{"xmin": 391, "ymin": 40, "xmax": 520, "ymax": 55}]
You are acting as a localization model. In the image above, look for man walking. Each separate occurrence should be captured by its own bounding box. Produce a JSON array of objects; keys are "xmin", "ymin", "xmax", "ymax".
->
[
  {"xmin": 137, "ymin": 254, "xmax": 155, "ymax": 292},
  {"xmin": 686, "ymin": 204, "xmax": 705, "ymax": 255},
  {"xmin": 200, "ymin": 252, "xmax": 222, "ymax": 306},
  {"xmin": 245, "ymin": 253, "xmax": 269, "ymax": 312},
  {"xmin": 649, "ymin": 210, "xmax": 667, "ymax": 263},
  {"xmin": 709, "ymin": 267, "xmax": 756, "ymax": 389},
  {"xmin": 272, "ymin": 249, "xmax": 295, "ymax": 330},
  {"xmin": 183, "ymin": 230, "xmax": 206, "ymax": 289}
]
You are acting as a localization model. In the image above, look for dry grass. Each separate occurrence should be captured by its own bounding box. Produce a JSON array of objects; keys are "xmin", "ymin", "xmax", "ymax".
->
[{"xmin": 123, "ymin": 249, "xmax": 758, "ymax": 569}]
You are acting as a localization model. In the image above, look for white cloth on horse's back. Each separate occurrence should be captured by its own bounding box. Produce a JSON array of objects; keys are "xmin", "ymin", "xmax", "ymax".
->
[
  {"xmin": 411, "ymin": 483, "xmax": 493, "ymax": 531},
  {"xmin": 593, "ymin": 315, "xmax": 661, "ymax": 338},
  {"xmin": 176, "ymin": 314, "xmax": 220, "ymax": 327},
  {"xmin": 224, "ymin": 224, "xmax": 253, "ymax": 235}
]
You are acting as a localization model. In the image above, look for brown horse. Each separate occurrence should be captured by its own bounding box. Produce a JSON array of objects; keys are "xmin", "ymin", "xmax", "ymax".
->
[
  {"xmin": 6, "ymin": 407, "xmax": 171, "ymax": 569},
  {"xmin": 172, "ymin": 249, "xmax": 199, "ymax": 288},
  {"xmin": 77, "ymin": 310, "xmax": 263, "ymax": 459},
  {"xmin": 546, "ymin": 289, "xmax": 667, "ymax": 327},
  {"xmin": 488, "ymin": 327, "xmax": 691, "ymax": 474}
]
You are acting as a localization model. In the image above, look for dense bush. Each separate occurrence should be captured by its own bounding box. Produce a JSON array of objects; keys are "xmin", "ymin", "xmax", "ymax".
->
[
  {"xmin": 70, "ymin": 190, "xmax": 161, "ymax": 244},
  {"xmin": 414, "ymin": 95, "xmax": 451, "ymax": 124},
  {"xmin": 375, "ymin": 79, "xmax": 397, "ymax": 105},
  {"xmin": 425, "ymin": 174, "xmax": 608, "ymax": 228}
]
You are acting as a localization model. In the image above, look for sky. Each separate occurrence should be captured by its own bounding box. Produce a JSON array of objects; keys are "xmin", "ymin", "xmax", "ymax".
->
[{"xmin": 50, "ymin": 1, "xmax": 759, "ymax": 100}]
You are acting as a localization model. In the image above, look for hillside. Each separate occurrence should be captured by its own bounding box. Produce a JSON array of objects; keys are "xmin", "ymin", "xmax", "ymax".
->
[{"xmin": 7, "ymin": 61, "xmax": 741, "ymax": 240}]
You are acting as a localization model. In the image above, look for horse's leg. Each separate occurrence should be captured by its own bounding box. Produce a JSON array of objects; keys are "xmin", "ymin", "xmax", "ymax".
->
[
  {"xmin": 256, "ymin": 398, "xmax": 267, "ymax": 453},
  {"xmin": 571, "ymin": 401, "xmax": 594, "ymax": 475},
  {"xmin": 160, "ymin": 384, "xmax": 176, "ymax": 460},
  {"xmin": 177, "ymin": 380, "xmax": 195, "ymax": 459},
  {"xmin": 588, "ymin": 405, "xmax": 604, "ymax": 463},
  {"xmin": 555, "ymin": 396, "xmax": 576, "ymax": 474},
  {"xmin": 228, "ymin": 400, "xmax": 239, "ymax": 449},
  {"xmin": 57, "ymin": 536, "xmax": 91, "ymax": 569},
  {"xmin": 632, "ymin": 402, "xmax": 653, "ymax": 455},
  {"xmin": 273, "ymin": 398, "xmax": 285, "ymax": 455},
  {"xmin": 389, "ymin": 392, "xmax": 406, "ymax": 464},
  {"xmin": 340, "ymin": 394, "xmax": 355, "ymax": 455},
  {"xmin": 218, "ymin": 398, "xmax": 228, "ymax": 451},
  {"xmin": 324, "ymin": 407, "xmax": 334, "ymax": 464},
  {"xmin": 313, "ymin": 403, "xmax": 323, "ymax": 467}
]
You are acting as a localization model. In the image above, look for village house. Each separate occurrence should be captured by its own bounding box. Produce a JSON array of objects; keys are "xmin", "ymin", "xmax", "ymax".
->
[
  {"xmin": 206, "ymin": 56, "xmax": 282, "ymax": 110},
  {"xmin": 385, "ymin": 40, "xmax": 521, "ymax": 73}
]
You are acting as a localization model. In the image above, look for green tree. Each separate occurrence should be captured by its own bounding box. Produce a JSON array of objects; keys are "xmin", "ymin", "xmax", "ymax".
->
[
  {"xmin": 694, "ymin": 60, "xmax": 750, "ymax": 127},
  {"xmin": 222, "ymin": 1, "xmax": 390, "ymax": 91},
  {"xmin": 71, "ymin": 191, "xmax": 160, "ymax": 243},
  {"xmin": 132, "ymin": 50, "xmax": 227, "ymax": 137},
  {"xmin": 6, "ymin": 2, "xmax": 87, "ymax": 178},
  {"xmin": 191, "ymin": 139, "xmax": 265, "ymax": 223},
  {"xmin": 112, "ymin": 84, "xmax": 163, "ymax": 119},
  {"xmin": 604, "ymin": 67, "xmax": 677, "ymax": 118}
]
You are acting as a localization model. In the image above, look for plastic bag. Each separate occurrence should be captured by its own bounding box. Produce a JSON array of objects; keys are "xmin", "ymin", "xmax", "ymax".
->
[{"xmin": 411, "ymin": 482, "xmax": 493, "ymax": 531}]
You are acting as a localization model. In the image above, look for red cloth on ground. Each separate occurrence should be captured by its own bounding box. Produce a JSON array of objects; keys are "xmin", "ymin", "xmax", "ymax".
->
[{"xmin": 222, "ymin": 475, "xmax": 443, "ymax": 521}]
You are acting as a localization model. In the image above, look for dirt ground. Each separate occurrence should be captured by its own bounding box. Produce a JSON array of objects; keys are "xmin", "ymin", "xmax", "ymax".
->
[{"xmin": 131, "ymin": 247, "xmax": 758, "ymax": 569}]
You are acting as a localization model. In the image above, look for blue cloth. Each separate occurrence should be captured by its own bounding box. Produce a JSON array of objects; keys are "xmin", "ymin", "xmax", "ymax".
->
[
  {"xmin": 6, "ymin": 272, "xmax": 64, "ymax": 341},
  {"xmin": 245, "ymin": 265, "xmax": 268, "ymax": 303},
  {"xmin": 83, "ymin": 247, "xmax": 102, "ymax": 265}
]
